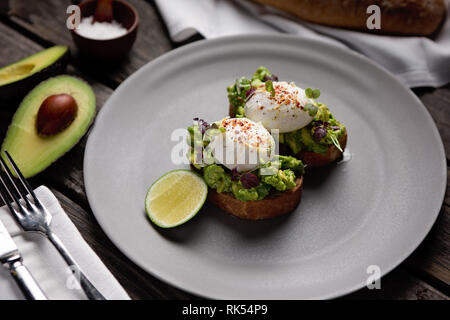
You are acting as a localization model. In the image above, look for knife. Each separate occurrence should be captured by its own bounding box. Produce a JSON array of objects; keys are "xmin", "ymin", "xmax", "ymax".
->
[{"xmin": 0, "ymin": 219, "xmax": 47, "ymax": 300}]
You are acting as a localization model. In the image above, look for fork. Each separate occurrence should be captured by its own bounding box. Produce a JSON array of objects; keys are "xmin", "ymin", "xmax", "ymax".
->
[{"xmin": 0, "ymin": 151, "xmax": 105, "ymax": 300}]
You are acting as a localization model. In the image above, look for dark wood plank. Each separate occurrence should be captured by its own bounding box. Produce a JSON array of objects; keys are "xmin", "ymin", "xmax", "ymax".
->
[
  {"xmin": 342, "ymin": 266, "xmax": 448, "ymax": 300},
  {"xmin": 414, "ymin": 85, "xmax": 450, "ymax": 160},
  {"xmin": 3, "ymin": 0, "xmax": 173, "ymax": 85},
  {"xmin": 405, "ymin": 168, "xmax": 450, "ymax": 289}
]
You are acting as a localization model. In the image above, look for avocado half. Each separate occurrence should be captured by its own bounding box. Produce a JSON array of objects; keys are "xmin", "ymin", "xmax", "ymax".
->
[
  {"xmin": 0, "ymin": 46, "xmax": 70, "ymax": 102},
  {"xmin": 1, "ymin": 75, "xmax": 96, "ymax": 178}
]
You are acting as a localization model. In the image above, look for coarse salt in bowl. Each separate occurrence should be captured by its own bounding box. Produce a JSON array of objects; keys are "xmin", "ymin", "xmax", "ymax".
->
[
  {"xmin": 70, "ymin": 0, "xmax": 138, "ymax": 61},
  {"xmin": 75, "ymin": 16, "xmax": 128, "ymax": 40}
]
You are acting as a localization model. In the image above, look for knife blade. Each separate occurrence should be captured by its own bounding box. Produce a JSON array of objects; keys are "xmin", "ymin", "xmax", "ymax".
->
[
  {"xmin": 0, "ymin": 218, "xmax": 18, "ymax": 262},
  {"xmin": 0, "ymin": 218, "xmax": 47, "ymax": 300}
]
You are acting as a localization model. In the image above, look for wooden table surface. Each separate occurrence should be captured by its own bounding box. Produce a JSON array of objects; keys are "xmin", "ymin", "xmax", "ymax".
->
[{"xmin": 0, "ymin": 0, "xmax": 448, "ymax": 300}]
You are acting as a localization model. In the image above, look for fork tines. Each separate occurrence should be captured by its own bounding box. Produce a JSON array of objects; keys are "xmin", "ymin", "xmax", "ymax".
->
[{"xmin": 0, "ymin": 151, "xmax": 42, "ymax": 219}]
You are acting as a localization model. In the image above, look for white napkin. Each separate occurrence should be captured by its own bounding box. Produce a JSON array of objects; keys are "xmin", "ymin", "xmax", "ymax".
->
[
  {"xmin": 154, "ymin": 0, "xmax": 450, "ymax": 88},
  {"xmin": 0, "ymin": 186, "xmax": 130, "ymax": 300}
]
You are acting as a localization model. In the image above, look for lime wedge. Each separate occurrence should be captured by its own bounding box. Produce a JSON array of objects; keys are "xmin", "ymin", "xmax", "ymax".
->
[{"xmin": 145, "ymin": 170, "xmax": 207, "ymax": 228}]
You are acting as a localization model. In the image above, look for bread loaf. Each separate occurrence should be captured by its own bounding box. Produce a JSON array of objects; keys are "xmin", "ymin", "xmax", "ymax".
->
[{"xmin": 251, "ymin": 0, "xmax": 447, "ymax": 36}]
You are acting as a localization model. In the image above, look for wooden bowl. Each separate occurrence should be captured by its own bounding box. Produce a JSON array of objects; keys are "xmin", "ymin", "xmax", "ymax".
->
[{"xmin": 70, "ymin": 0, "xmax": 138, "ymax": 61}]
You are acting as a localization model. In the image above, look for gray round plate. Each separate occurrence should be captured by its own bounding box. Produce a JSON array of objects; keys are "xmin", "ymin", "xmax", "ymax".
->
[{"xmin": 84, "ymin": 35, "xmax": 446, "ymax": 299}]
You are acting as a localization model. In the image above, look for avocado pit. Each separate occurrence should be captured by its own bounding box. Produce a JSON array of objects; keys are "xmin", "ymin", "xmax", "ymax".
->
[{"xmin": 37, "ymin": 93, "xmax": 78, "ymax": 136}]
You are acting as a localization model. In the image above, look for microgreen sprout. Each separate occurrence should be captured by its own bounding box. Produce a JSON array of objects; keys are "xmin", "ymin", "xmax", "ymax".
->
[
  {"xmin": 330, "ymin": 134, "xmax": 343, "ymax": 152},
  {"xmin": 305, "ymin": 88, "xmax": 312, "ymax": 98},
  {"xmin": 265, "ymin": 80, "xmax": 275, "ymax": 97},
  {"xmin": 312, "ymin": 89, "xmax": 320, "ymax": 99},
  {"xmin": 305, "ymin": 88, "xmax": 321, "ymax": 99},
  {"xmin": 304, "ymin": 103, "xmax": 318, "ymax": 117}
]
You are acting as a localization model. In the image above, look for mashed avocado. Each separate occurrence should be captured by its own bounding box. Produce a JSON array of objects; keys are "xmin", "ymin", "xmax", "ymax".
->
[
  {"xmin": 277, "ymin": 155, "xmax": 304, "ymax": 173},
  {"xmin": 203, "ymin": 164, "xmax": 272, "ymax": 201},
  {"xmin": 231, "ymin": 181, "xmax": 270, "ymax": 201},
  {"xmin": 227, "ymin": 66, "xmax": 273, "ymax": 118},
  {"xmin": 262, "ymin": 169, "xmax": 296, "ymax": 191},
  {"xmin": 251, "ymin": 66, "xmax": 272, "ymax": 88},
  {"xmin": 198, "ymin": 152, "xmax": 303, "ymax": 201},
  {"xmin": 203, "ymin": 164, "xmax": 232, "ymax": 193},
  {"xmin": 284, "ymin": 104, "xmax": 346, "ymax": 154},
  {"xmin": 227, "ymin": 77, "xmax": 251, "ymax": 118}
]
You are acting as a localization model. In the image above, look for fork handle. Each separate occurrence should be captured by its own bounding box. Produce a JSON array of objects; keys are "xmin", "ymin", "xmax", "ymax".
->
[
  {"xmin": 47, "ymin": 231, "xmax": 106, "ymax": 300},
  {"xmin": 7, "ymin": 259, "xmax": 48, "ymax": 300}
]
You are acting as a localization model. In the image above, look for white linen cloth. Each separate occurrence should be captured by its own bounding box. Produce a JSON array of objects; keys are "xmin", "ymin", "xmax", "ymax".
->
[
  {"xmin": 154, "ymin": 0, "xmax": 450, "ymax": 88},
  {"xmin": 0, "ymin": 186, "xmax": 130, "ymax": 300}
]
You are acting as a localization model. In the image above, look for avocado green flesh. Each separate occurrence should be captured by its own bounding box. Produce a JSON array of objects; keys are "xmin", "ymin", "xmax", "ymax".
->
[
  {"xmin": 0, "ymin": 46, "xmax": 69, "ymax": 87},
  {"xmin": 1, "ymin": 75, "xmax": 96, "ymax": 178}
]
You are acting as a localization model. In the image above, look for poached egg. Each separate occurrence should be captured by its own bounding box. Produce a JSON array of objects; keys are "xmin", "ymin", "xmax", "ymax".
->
[
  {"xmin": 245, "ymin": 81, "xmax": 315, "ymax": 133},
  {"xmin": 208, "ymin": 118, "xmax": 274, "ymax": 172}
]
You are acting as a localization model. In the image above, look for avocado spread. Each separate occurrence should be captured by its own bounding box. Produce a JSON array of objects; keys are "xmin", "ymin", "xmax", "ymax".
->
[
  {"xmin": 284, "ymin": 104, "xmax": 346, "ymax": 154},
  {"xmin": 227, "ymin": 66, "xmax": 346, "ymax": 155},
  {"xmin": 187, "ymin": 120, "xmax": 304, "ymax": 202},
  {"xmin": 227, "ymin": 66, "xmax": 274, "ymax": 118}
]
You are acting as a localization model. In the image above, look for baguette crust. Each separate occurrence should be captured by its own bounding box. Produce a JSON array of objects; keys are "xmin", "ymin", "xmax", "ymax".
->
[
  {"xmin": 208, "ymin": 177, "xmax": 303, "ymax": 220},
  {"xmin": 295, "ymin": 129, "xmax": 347, "ymax": 168},
  {"xmin": 251, "ymin": 0, "xmax": 446, "ymax": 36}
]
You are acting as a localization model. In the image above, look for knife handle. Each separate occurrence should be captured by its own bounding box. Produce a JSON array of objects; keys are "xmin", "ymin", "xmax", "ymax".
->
[{"xmin": 7, "ymin": 259, "xmax": 48, "ymax": 300}]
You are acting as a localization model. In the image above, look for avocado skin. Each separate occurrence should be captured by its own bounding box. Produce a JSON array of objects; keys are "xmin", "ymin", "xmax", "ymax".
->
[{"xmin": 0, "ymin": 49, "xmax": 70, "ymax": 103}]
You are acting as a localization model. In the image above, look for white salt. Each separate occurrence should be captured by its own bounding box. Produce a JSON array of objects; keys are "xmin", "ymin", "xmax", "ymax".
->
[{"xmin": 75, "ymin": 16, "xmax": 127, "ymax": 40}]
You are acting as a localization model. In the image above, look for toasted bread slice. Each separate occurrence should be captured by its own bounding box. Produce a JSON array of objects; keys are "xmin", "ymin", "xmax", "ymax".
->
[
  {"xmin": 208, "ymin": 177, "xmax": 303, "ymax": 220},
  {"xmin": 295, "ymin": 129, "xmax": 347, "ymax": 168}
]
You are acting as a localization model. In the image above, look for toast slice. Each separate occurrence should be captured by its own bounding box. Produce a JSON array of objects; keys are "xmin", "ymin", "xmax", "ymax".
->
[
  {"xmin": 208, "ymin": 177, "xmax": 303, "ymax": 220},
  {"xmin": 295, "ymin": 129, "xmax": 347, "ymax": 168}
]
